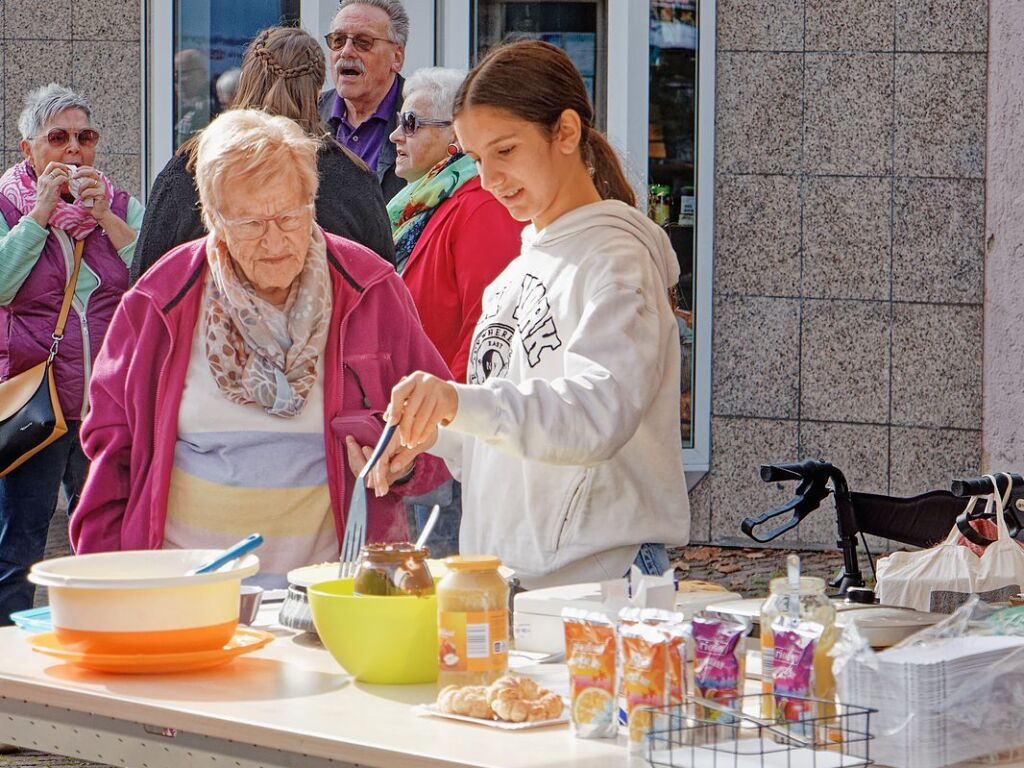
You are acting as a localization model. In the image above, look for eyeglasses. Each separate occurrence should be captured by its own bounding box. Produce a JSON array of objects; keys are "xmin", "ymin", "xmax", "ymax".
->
[
  {"xmin": 216, "ymin": 204, "xmax": 314, "ymax": 240},
  {"xmin": 30, "ymin": 128, "xmax": 101, "ymax": 149},
  {"xmin": 398, "ymin": 111, "xmax": 453, "ymax": 137},
  {"xmin": 324, "ymin": 31, "xmax": 395, "ymax": 52}
]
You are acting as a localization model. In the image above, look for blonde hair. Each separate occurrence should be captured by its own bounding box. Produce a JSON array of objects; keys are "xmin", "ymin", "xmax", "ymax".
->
[{"xmin": 195, "ymin": 108, "xmax": 320, "ymax": 235}]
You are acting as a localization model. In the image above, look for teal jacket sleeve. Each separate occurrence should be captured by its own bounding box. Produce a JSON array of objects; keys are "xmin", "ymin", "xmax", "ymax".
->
[{"xmin": 0, "ymin": 214, "xmax": 49, "ymax": 305}]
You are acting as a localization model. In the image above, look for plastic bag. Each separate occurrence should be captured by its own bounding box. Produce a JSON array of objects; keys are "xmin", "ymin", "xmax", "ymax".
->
[
  {"xmin": 834, "ymin": 596, "xmax": 1024, "ymax": 768},
  {"xmin": 876, "ymin": 476, "xmax": 1024, "ymax": 612}
]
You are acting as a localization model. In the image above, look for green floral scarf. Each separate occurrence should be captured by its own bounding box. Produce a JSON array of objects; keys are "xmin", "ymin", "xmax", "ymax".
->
[{"xmin": 386, "ymin": 154, "xmax": 478, "ymax": 273}]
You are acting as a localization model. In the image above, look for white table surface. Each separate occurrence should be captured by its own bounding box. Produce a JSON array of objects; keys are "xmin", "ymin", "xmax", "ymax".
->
[{"xmin": 0, "ymin": 611, "xmax": 636, "ymax": 768}]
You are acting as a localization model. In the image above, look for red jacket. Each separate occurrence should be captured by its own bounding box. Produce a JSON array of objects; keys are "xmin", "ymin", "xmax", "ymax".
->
[
  {"xmin": 70, "ymin": 231, "xmax": 451, "ymax": 554},
  {"xmin": 401, "ymin": 177, "xmax": 524, "ymax": 382}
]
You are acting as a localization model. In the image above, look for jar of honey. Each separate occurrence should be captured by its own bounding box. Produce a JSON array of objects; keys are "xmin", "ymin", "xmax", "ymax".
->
[
  {"xmin": 436, "ymin": 555, "xmax": 509, "ymax": 687},
  {"xmin": 352, "ymin": 543, "xmax": 434, "ymax": 597}
]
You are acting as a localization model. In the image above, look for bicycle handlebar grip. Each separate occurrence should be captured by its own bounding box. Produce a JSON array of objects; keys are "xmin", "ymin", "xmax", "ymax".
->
[
  {"xmin": 760, "ymin": 459, "xmax": 832, "ymax": 483},
  {"xmin": 951, "ymin": 473, "xmax": 1024, "ymax": 497}
]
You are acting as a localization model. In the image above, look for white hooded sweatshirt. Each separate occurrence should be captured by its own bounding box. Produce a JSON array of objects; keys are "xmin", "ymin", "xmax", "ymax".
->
[{"xmin": 432, "ymin": 199, "xmax": 690, "ymax": 589}]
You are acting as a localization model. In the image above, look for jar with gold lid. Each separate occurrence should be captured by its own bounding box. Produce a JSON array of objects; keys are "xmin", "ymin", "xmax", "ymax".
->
[
  {"xmin": 436, "ymin": 555, "xmax": 509, "ymax": 687},
  {"xmin": 352, "ymin": 543, "xmax": 434, "ymax": 597}
]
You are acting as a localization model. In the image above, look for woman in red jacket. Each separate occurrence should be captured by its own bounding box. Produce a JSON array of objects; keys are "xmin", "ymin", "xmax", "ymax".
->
[{"xmin": 386, "ymin": 67, "xmax": 524, "ymax": 555}]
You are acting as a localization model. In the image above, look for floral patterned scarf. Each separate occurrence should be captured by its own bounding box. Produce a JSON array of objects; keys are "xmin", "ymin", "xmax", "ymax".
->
[
  {"xmin": 0, "ymin": 160, "xmax": 113, "ymax": 240},
  {"xmin": 203, "ymin": 226, "xmax": 332, "ymax": 418},
  {"xmin": 386, "ymin": 153, "xmax": 478, "ymax": 273}
]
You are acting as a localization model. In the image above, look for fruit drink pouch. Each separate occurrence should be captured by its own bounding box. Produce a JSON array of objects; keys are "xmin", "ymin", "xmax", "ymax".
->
[
  {"xmin": 691, "ymin": 613, "xmax": 749, "ymax": 722},
  {"xmin": 770, "ymin": 618, "xmax": 823, "ymax": 727},
  {"xmin": 621, "ymin": 623, "xmax": 669, "ymax": 754},
  {"xmin": 616, "ymin": 608, "xmax": 687, "ymax": 719},
  {"xmin": 563, "ymin": 608, "xmax": 618, "ymax": 739}
]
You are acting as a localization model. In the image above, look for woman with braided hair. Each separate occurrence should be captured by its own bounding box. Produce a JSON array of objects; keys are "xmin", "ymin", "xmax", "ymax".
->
[{"xmin": 131, "ymin": 26, "xmax": 395, "ymax": 282}]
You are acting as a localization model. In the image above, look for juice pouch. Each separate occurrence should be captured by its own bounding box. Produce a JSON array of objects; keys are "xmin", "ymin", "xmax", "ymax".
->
[
  {"xmin": 562, "ymin": 608, "xmax": 618, "ymax": 739},
  {"xmin": 621, "ymin": 623, "xmax": 669, "ymax": 755},
  {"xmin": 770, "ymin": 618, "xmax": 822, "ymax": 727},
  {"xmin": 639, "ymin": 609, "xmax": 688, "ymax": 706},
  {"xmin": 691, "ymin": 613, "xmax": 749, "ymax": 722},
  {"xmin": 664, "ymin": 623, "xmax": 689, "ymax": 706}
]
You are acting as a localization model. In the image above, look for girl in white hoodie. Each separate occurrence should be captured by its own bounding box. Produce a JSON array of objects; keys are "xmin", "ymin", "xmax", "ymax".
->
[{"xmin": 364, "ymin": 40, "xmax": 690, "ymax": 589}]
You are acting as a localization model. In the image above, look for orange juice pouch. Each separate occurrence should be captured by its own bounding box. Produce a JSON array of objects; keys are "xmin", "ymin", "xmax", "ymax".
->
[
  {"xmin": 639, "ymin": 609, "xmax": 688, "ymax": 706},
  {"xmin": 621, "ymin": 623, "xmax": 669, "ymax": 755},
  {"xmin": 562, "ymin": 608, "xmax": 617, "ymax": 739},
  {"xmin": 691, "ymin": 613, "xmax": 750, "ymax": 722}
]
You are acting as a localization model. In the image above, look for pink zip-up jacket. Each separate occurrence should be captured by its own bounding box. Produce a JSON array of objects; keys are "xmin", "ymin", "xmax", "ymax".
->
[{"xmin": 70, "ymin": 230, "xmax": 451, "ymax": 554}]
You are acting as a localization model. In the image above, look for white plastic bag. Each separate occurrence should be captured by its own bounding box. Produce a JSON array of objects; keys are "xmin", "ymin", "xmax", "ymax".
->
[{"xmin": 876, "ymin": 475, "xmax": 1024, "ymax": 612}]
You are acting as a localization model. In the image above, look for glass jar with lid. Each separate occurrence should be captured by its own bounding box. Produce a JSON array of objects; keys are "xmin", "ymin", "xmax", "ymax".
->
[
  {"xmin": 352, "ymin": 543, "xmax": 434, "ymax": 597},
  {"xmin": 760, "ymin": 575, "xmax": 836, "ymax": 719},
  {"xmin": 436, "ymin": 555, "xmax": 509, "ymax": 687}
]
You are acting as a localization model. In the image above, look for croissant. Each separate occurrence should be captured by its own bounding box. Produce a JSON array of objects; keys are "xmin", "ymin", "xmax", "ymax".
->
[
  {"xmin": 486, "ymin": 676, "xmax": 564, "ymax": 723},
  {"xmin": 437, "ymin": 684, "xmax": 493, "ymax": 720}
]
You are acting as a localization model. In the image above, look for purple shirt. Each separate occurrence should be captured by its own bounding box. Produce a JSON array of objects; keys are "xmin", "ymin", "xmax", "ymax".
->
[{"xmin": 330, "ymin": 77, "xmax": 400, "ymax": 171}]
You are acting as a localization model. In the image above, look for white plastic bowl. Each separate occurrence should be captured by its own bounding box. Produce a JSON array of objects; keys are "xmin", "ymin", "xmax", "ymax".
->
[{"xmin": 29, "ymin": 550, "xmax": 259, "ymax": 654}]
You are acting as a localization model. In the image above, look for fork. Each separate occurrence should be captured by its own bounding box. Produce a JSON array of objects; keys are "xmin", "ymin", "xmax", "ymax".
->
[{"xmin": 339, "ymin": 422, "xmax": 399, "ymax": 578}]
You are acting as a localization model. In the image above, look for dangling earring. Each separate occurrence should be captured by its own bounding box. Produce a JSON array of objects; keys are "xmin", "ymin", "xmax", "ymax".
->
[{"xmin": 447, "ymin": 142, "xmax": 461, "ymax": 157}]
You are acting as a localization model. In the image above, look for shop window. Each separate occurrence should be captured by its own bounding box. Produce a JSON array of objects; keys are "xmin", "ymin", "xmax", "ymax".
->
[
  {"xmin": 471, "ymin": 1, "xmax": 607, "ymax": 130},
  {"xmin": 172, "ymin": 0, "xmax": 300, "ymax": 149},
  {"xmin": 648, "ymin": 0, "xmax": 698, "ymax": 449}
]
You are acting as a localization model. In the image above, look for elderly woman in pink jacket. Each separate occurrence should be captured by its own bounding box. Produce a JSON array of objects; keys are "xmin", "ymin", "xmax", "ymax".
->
[{"xmin": 70, "ymin": 109, "xmax": 450, "ymax": 587}]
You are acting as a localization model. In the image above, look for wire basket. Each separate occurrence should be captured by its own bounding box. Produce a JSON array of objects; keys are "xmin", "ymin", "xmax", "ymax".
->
[{"xmin": 646, "ymin": 695, "xmax": 875, "ymax": 768}]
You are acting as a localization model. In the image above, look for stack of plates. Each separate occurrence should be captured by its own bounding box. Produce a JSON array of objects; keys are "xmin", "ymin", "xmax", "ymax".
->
[{"xmin": 837, "ymin": 635, "xmax": 1024, "ymax": 768}]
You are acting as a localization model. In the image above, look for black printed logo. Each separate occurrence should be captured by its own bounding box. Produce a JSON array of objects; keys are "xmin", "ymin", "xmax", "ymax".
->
[
  {"xmin": 468, "ymin": 323, "xmax": 514, "ymax": 384},
  {"xmin": 513, "ymin": 274, "xmax": 561, "ymax": 368}
]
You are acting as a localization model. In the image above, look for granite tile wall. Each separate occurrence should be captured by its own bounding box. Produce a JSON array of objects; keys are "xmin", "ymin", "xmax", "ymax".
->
[
  {"xmin": 693, "ymin": 0, "xmax": 987, "ymax": 549},
  {"xmin": 1, "ymin": 0, "xmax": 142, "ymax": 198}
]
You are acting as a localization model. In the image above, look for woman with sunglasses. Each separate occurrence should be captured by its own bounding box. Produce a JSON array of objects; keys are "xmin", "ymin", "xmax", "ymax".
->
[
  {"xmin": 0, "ymin": 83, "xmax": 143, "ymax": 623},
  {"xmin": 131, "ymin": 26, "xmax": 395, "ymax": 283},
  {"xmin": 364, "ymin": 42, "xmax": 691, "ymax": 589},
  {"xmin": 70, "ymin": 108, "xmax": 451, "ymax": 588},
  {"xmin": 384, "ymin": 67, "xmax": 523, "ymax": 556}
]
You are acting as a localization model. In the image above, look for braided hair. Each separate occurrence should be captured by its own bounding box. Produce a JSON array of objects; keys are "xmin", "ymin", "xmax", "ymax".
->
[{"xmin": 233, "ymin": 26, "xmax": 328, "ymax": 138}]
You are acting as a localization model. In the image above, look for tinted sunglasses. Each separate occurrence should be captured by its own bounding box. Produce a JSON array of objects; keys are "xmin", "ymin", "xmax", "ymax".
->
[
  {"xmin": 399, "ymin": 111, "xmax": 452, "ymax": 137},
  {"xmin": 323, "ymin": 32, "xmax": 394, "ymax": 52},
  {"xmin": 30, "ymin": 128, "xmax": 100, "ymax": 149}
]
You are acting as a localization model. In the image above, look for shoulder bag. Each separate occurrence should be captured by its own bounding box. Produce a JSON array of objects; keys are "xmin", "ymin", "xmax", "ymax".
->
[{"xmin": 0, "ymin": 239, "xmax": 85, "ymax": 476}]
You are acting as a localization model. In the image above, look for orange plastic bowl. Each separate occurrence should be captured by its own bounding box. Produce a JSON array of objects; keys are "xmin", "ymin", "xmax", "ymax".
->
[{"xmin": 28, "ymin": 550, "xmax": 259, "ymax": 654}]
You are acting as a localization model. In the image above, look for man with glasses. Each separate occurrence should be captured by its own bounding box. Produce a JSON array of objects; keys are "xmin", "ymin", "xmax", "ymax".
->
[{"xmin": 319, "ymin": 0, "xmax": 409, "ymax": 201}]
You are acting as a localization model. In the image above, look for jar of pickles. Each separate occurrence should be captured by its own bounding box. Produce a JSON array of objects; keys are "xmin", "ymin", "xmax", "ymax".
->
[
  {"xmin": 352, "ymin": 543, "xmax": 434, "ymax": 597},
  {"xmin": 760, "ymin": 573, "xmax": 836, "ymax": 722},
  {"xmin": 436, "ymin": 555, "xmax": 509, "ymax": 687}
]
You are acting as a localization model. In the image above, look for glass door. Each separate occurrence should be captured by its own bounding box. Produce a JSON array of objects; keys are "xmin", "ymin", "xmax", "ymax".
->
[
  {"xmin": 172, "ymin": 0, "xmax": 301, "ymax": 149},
  {"xmin": 648, "ymin": 0, "xmax": 698, "ymax": 448},
  {"xmin": 471, "ymin": 1, "xmax": 607, "ymax": 129}
]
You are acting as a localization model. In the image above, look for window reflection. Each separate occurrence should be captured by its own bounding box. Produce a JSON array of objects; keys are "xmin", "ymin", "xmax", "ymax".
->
[
  {"xmin": 172, "ymin": 0, "xmax": 300, "ymax": 149},
  {"xmin": 648, "ymin": 0, "xmax": 698, "ymax": 446},
  {"xmin": 473, "ymin": 1, "xmax": 607, "ymax": 130}
]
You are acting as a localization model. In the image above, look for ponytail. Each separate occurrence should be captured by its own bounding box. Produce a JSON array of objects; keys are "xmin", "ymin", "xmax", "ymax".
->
[{"xmin": 582, "ymin": 128, "xmax": 635, "ymax": 207}]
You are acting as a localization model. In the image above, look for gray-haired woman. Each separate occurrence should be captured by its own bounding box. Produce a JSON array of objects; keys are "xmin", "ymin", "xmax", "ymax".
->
[{"xmin": 0, "ymin": 83, "xmax": 144, "ymax": 624}]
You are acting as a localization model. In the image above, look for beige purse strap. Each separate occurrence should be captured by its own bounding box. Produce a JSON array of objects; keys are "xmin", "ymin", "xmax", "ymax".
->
[{"xmin": 47, "ymin": 239, "xmax": 86, "ymax": 362}]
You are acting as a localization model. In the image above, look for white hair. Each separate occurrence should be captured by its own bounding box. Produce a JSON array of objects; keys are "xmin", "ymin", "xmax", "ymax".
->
[
  {"xmin": 18, "ymin": 83, "xmax": 92, "ymax": 140},
  {"xmin": 403, "ymin": 67, "xmax": 466, "ymax": 119},
  {"xmin": 337, "ymin": 0, "xmax": 409, "ymax": 46}
]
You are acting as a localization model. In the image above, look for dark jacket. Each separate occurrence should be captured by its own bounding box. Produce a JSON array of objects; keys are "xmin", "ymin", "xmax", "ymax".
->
[
  {"xmin": 130, "ymin": 138, "xmax": 395, "ymax": 283},
  {"xmin": 318, "ymin": 75, "xmax": 406, "ymax": 204}
]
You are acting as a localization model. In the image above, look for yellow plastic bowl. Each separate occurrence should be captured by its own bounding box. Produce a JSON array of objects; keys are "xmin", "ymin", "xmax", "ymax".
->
[{"xmin": 308, "ymin": 578, "xmax": 438, "ymax": 684}]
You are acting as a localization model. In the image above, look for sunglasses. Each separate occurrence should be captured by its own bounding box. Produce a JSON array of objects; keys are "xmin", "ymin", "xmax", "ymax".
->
[
  {"xmin": 323, "ymin": 32, "xmax": 394, "ymax": 53},
  {"xmin": 30, "ymin": 128, "xmax": 101, "ymax": 149},
  {"xmin": 399, "ymin": 111, "xmax": 453, "ymax": 137}
]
